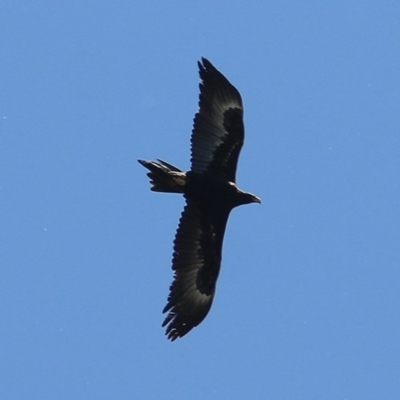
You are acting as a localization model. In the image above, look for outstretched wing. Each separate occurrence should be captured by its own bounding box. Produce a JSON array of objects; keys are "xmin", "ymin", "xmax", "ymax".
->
[
  {"xmin": 162, "ymin": 200, "xmax": 230, "ymax": 341},
  {"xmin": 190, "ymin": 58, "xmax": 244, "ymax": 182}
]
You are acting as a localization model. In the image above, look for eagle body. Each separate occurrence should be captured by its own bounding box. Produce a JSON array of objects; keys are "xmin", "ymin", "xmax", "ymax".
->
[
  {"xmin": 185, "ymin": 171, "xmax": 257, "ymax": 209},
  {"xmin": 139, "ymin": 58, "xmax": 260, "ymax": 341}
]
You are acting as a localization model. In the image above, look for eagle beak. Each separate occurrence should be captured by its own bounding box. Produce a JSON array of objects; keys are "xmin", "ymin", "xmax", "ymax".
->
[{"xmin": 253, "ymin": 195, "xmax": 262, "ymax": 204}]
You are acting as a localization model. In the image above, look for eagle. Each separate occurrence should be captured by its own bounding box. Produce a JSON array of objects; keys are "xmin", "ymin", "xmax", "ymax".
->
[{"xmin": 139, "ymin": 58, "xmax": 260, "ymax": 341}]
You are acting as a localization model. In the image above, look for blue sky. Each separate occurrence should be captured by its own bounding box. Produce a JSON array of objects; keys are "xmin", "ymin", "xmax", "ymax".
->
[{"xmin": 1, "ymin": 1, "xmax": 400, "ymax": 399}]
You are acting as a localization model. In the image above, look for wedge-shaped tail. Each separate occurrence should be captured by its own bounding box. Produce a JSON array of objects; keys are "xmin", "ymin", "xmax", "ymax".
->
[{"xmin": 138, "ymin": 159, "xmax": 186, "ymax": 193}]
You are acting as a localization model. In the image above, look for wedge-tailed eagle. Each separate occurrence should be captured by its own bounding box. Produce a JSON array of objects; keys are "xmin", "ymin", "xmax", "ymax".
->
[{"xmin": 139, "ymin": 58, "xmax": 260, "ymax": 341}]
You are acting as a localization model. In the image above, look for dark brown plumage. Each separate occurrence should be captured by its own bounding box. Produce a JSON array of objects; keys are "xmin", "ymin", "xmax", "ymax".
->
[{"xmin": 139, "ymin": 58, "xmax": 260, "ymax": 341}]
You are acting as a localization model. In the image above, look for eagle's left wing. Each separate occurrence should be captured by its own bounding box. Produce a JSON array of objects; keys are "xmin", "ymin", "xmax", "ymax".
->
[{"xmin": 162, "ymin": 199, "xmax": 230, "ymax": 341}]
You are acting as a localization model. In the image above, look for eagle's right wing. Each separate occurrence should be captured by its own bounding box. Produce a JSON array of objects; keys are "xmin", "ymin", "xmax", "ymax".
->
[{"xmin": 190, "ymin": 58, "xmax": 245, "ymax": 183}]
